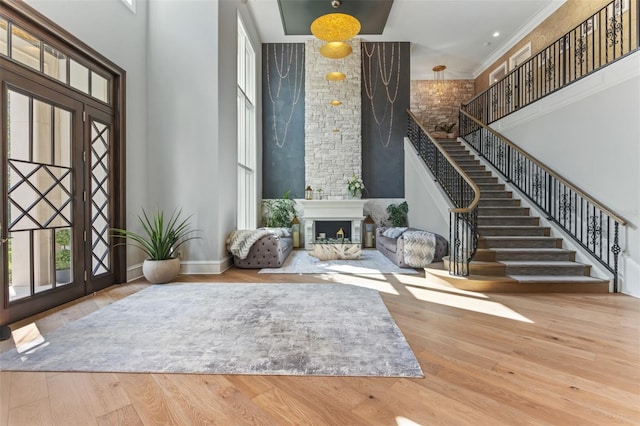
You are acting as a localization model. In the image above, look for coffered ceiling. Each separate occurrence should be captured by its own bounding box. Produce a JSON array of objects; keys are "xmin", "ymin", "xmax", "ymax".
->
[
  {"xmin": 277, "ymin": 0, "xmax": 394, "ymax": 35},
  {"xmin": 245, "ymin": 0, "xmax": 567, "ymax": 80}
]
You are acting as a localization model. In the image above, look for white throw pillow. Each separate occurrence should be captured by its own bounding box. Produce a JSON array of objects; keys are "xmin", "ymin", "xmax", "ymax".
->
[{"xmin": 382, "ymin": 227, "xmax": 408, "ymax": 238}]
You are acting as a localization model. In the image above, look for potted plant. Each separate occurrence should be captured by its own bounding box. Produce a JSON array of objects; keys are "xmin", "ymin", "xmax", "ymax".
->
[
  {"xmin": 55, "ymin": 228, "xmax": 71, "ymax": 283},
  {"xmin": 435, "ymin": 122, "xmax": 456, "ymax": 138},
  {"xmin": 386, "ymin": 201, "xmax": 409, "ymax": 227},
  {"xmin": 262, "ymin": 191, "xmax": 297, "ymax": 227},
  {"xmin": 111, "ymin": 208, "xmax": 199, "ymax": 284}
]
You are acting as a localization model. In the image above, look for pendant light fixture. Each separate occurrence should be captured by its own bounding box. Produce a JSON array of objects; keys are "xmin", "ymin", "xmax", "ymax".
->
[
  {"xmin": 433, "ymin": 65, "xmax": 446, "ymax": 96},
  {"xmin": 311, "ymin": 12, "xmax": 361, "ymax": 42},
  {"xmin": 326, "ymin": 72, "xmax": 346, "ymax": 81},
  {"xmin": 319, "ymin": 41, "xmax": 353, "ymax": 59}
]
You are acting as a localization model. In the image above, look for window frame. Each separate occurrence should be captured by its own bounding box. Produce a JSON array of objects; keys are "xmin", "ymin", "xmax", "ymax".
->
[{"xmin": 236, "ymin": 14, "xmax": 257, "ymax": 230}]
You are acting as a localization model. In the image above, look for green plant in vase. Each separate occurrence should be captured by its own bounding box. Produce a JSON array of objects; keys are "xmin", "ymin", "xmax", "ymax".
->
[
  {"xmin": 111, "ymin": 208, "xmax": 199, "ymax": 283},
  {"xmin": 347, "ymin": 174, "xmax": 365, "ymax": 198},
  {"xmin": 262, "ymin": 191, "xmax": 297, "ymax": 228}
]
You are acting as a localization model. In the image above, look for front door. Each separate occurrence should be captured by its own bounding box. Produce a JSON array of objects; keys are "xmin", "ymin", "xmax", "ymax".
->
[{"xmin": 1, "ymin": 70, "xmax": 86, "ymax": 325}]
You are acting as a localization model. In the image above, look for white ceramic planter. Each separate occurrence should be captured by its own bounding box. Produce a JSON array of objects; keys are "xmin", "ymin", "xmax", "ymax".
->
[{"xmin": 142, "ymin": 258, "xmax": 180, "ymax": 284}]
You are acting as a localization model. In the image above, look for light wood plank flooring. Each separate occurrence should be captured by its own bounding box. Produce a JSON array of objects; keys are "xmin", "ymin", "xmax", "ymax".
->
[{"xmin": 1, "ymin": 267, "xmax": 639, "ymax": 425}]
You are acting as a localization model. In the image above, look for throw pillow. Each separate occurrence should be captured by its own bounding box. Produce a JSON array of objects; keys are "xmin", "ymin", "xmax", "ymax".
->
[
  {"xmin": 382, "ymin": 227, "xmax": 408, "ymax": 239},
  {"xmin": 261, "ymin": 227, "xmax": 291, "ymax": 237}
]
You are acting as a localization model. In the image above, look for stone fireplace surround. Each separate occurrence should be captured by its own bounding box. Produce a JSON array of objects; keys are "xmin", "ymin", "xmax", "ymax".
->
[{"xmin": 297, "ymin": 199, "xmax": 367, "ymax": 250}]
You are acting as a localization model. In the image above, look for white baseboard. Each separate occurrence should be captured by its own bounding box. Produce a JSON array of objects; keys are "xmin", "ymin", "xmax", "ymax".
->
[
  {"xmin": 127, "ymin": 263, "xmax": 143, "ymax": 282},
  {"xmin": 126, "ymin": 256, "xmax": 234, "ymax": 282},
  {"xmin": 619, "ymin": 255, "xmax": 640, "ymax": 298},
  {"xmin": 180, "ymin": 256, "xmax": 234, "ymax": 274}
]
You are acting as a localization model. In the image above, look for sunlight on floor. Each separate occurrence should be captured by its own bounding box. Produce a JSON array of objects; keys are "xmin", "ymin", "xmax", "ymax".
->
[
  {"xmin": 396, "ymin": 416, "xmax": 423, "ymax": 426},
  {"xmin": 405, "ymin": 286, "xmax": 534, "ymax": 323},
  {"xmin": 322, "ymin": 273, "xmax": 400, "ymax": 295},
  {"xmin": 394, "ymin": 274, "xmax": 489, "ymax": 298},
  {"xmin": 12, "ymin": 322, "xmax": 46, "ymax": 353}
]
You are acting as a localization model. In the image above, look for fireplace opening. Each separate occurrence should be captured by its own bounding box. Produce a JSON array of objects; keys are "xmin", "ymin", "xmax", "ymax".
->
[{"xmin": 315, "ymin": 220, "xmax": 352, "ymax": 241}]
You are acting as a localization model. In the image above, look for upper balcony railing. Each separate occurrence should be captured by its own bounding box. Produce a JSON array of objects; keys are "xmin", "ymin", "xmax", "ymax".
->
[{"xmin": 464, "ymin": 0, "xmax": 639, "ymax": 124}]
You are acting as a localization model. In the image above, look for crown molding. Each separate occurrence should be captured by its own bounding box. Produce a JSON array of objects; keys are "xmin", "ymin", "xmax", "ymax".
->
[{"xmin": 472, "ymin": 0, "xmax": 567, "ymax": 78}]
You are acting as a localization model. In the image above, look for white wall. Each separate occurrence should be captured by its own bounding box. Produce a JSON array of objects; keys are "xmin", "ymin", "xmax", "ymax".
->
[
  {"xmin": 494, "ymin": 52, "xmax": 640, "ymax": 297},
  {"xmin": 28, "ymin": 0, "xmax": 262, "ymax": 275},
  {"xmin": 147, "ymin": 0, "xmax": 260, "ymax": 273},
  {"xmin": 147, "ymin": 0, "xmax": 220, "ymax": 271},
  {"xmin": 25, "ymin": 0, "xmax": 149, "ymax": 277},
  {"xmin": 404, "ymin": 139, "xmax": 450, "ymax": 238}
]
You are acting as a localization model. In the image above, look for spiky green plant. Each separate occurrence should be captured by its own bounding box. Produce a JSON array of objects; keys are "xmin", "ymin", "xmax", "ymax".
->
[{"xmin": 111, "ymin": 208, "xmax": 199, "ymax": 260}]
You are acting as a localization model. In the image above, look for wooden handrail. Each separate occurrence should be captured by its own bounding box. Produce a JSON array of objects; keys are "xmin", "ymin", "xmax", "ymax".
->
[
  {"xmin": 459, "ymin": 109, "xmax": 628, "ymax": 225},
  {"xmin": 407, "ymin": 109, "xmax": 480, "ymax": 214}
]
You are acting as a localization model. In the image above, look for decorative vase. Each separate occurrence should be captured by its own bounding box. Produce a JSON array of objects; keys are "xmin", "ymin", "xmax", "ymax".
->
[
  {"xmin": 348, "ymin": 193, "xmax": 361, "ymax": 199},
  {"xmin": 142, "ymin": 258, "xmax": 180, "ymax": 284}
]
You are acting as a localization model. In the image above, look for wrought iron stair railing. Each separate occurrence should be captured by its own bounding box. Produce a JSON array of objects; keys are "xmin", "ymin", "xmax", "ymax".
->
[
  {"xmin": 464, "ymin": 0, "xmax": 639, "ymax": 125},
  {"xmin": 458, "ymin": 109, "xmax": 627, "ymax": 291},
  {"xmin": 407, "ymin": 110, "xmax": 480, "ymax": 276}
]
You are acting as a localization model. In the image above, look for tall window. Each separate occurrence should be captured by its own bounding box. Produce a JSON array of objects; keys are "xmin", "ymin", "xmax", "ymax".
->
[{"xmin": 237, "ymin": 15, "xmax": 256, "ymax": 229}]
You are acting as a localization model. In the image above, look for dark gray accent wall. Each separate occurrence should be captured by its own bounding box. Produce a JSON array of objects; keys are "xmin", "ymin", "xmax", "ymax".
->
[
  {"xmin": 361, "ymin": 42, "xmax": 410, "ymax": 198},
  {"xmin": 262, "ymin": 43, "xmax": 305, "ymax": 199}
]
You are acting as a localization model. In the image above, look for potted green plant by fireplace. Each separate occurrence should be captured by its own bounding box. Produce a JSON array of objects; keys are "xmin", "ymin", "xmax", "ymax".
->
[
  {"xmin": 112, "ymin": 208, "xmax": 199, "ymax": 284},
  {"xmin": 387, "ymin": 201, "xmax": 409, "ymax": 227},
  {"xmin": 55, "ymin": 228, "xmax": 71, "ymax": 284},
  {"xmin": 262, "ymin": 190, "xmax": 297, "ymax": 228}
]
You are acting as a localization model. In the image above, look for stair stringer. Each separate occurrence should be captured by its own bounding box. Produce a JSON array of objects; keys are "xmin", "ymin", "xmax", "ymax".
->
[
  {"xmin": 404, "ymin": 138, "xmax": 451, "ymax": 238},
  {"xmin": 457, "ymin": 138, "xmax": 614, "ymax": 290}
]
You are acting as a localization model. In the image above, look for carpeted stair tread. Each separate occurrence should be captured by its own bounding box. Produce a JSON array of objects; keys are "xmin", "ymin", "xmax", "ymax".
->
[
  {"xmin": 500, "ymin": 260, "xmax": 584, "ymax": 266},
  {"xmin": 480, "ymin": 236, "xmax": 563, "ymax": 248},
  {"xmin": 491, "ymin": 248, "xmax": 574, "ymax": 261},
  {"xmin": 479, "ymin": 190, "xmax": 513, "ymax": 198},
  {"xmin": 478, "ymin": 216, "xmax": 540, "ymax": 226},
  {"xmin": 478, "ymin": 226, "xmax": 550, "ymax": 236},
  {"xmin": 501, "ymin": 260, "xmax": 590, "ymax": 276},
  {"xmin": 509, "ymin": 275, "xmax": 607, "ymax": 283},
  {"xmin": 478, "ymin": 206, "xmax": 530, "ymax": 216},
  {"xmin": 479, "ymin": 198, "xmax": 520, "ymax": 205}
]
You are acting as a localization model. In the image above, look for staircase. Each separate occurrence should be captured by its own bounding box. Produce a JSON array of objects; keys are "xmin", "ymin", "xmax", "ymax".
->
[{"xmin": 425, "ymin": 139, "xmax": 609, "ymax": 293}]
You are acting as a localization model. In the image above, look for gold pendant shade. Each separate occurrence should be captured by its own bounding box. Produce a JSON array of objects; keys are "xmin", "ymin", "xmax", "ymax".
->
[
  {"xmin": 319, "ymin": 41, "xmax": 353, "ymax": 59},
  {"xmin": 326, "ymin": 72, "xmax": 347, "ymax": 81},
  {"xmin": 311, "ymin": 13, "xmax": 361, "ymax": 42}
]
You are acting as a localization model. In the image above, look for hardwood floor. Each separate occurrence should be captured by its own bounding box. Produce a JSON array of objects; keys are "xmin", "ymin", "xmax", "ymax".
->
[{"xmin": 1, "ymin": 267, "xmax": 639, "ymax": 425}]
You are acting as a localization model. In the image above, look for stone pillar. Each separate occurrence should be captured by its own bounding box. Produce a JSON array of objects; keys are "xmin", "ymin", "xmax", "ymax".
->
[{"xmin": 304, "ymin": 38, "xmax": 361, "ymax": 198}]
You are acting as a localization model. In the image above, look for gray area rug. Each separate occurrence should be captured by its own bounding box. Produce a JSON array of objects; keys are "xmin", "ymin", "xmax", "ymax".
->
[
  {"xmin": 0, "ymin": 283, "xmax": 423, "ymax": 377},
  {"xmin": 260, "ymin": 249, "xmax": 418, "ymax": 274}
]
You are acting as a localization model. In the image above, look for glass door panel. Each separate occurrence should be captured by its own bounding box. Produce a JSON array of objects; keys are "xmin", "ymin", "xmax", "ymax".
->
[
  {"xmin": 85, "ymin": 107, "xmax": 115, "ymax": 293},
  {"xmin": 2, "ymin": 79, "xmax": 84, "ymax": 323}
]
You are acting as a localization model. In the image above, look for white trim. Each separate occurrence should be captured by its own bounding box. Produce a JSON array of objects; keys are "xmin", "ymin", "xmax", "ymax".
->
[
  {"xmin": 493, "ymin": 52, "xmax": 640, "ymax": 132},
  {"xmin": 120, "ymin": 0, "xmax": 136, "ymax": 13},
  {"xmin": 488, "ymin": 61, "xmax": 507, "ymax": 85},
  {"xmin": 509, "ymin": 42, "xmax": 532, "ymax": 70},
  {"xmin": 473, "ymin": 0, "xmax": 567, "ymax": 78},
  {"xmin": 180, "ymin": 258, "xmax": 234, "ymax": 274},
  {"xmin": 126, "ymin": 257, "xmax": 234, "ymax": 282},
  {"xmin": 127, "ymin": 262, "xmax": 143, "ymax": 282}
]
